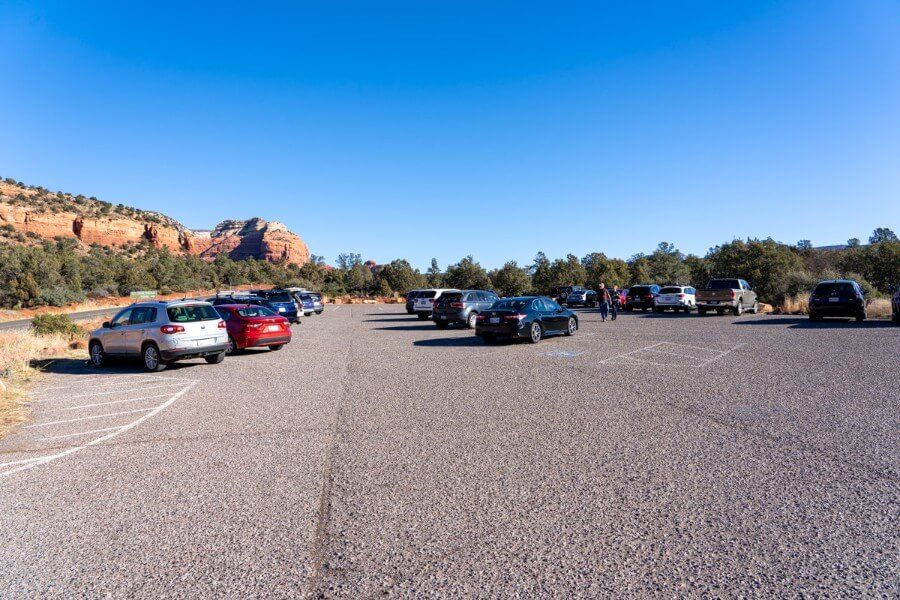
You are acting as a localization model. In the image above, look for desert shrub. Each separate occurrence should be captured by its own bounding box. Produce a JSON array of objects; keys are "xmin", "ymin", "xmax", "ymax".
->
[{"xmin": 32, "ymin": 314, "xmax": 82, "ymax": 337}]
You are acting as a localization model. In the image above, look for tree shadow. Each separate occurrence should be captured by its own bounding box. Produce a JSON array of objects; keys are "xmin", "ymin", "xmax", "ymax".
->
[{"xmin": 734, "ymin": 317, "xmax": 895, "ymax": 329}]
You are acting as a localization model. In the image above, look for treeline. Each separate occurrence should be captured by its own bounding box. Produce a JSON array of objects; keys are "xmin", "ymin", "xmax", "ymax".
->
[{"xmin": 1, "ymin": 230, "xmax": 897, "ymax": 309}]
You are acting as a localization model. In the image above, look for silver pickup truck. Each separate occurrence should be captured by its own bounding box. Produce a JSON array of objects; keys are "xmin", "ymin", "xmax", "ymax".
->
[{"xmin": 696, "ymin": 278, "xmax": 759, "ymax": 316}]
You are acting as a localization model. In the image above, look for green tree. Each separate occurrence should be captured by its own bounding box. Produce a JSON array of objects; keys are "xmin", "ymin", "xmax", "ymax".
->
[
  {"xmin": 529, "ymin": 251, "xmax": 553, "ymax": 294},
  {"xmin": 869, "ymin": 228, "xmax": 898, "ymax": 244},
  {"xmin": 376, "ymin": 259, "xmax": 426, "ymax": 294},
  {"xmin": 489, "ymin": 261, "xmax": 531, "ymax": 297},
  {"xmin": 426, "ymin": 258, "xmax": 444, "ymax": 287},
  {"xmin": 445, "ymin": 256, "xmax": 491, "ymax": 290}
]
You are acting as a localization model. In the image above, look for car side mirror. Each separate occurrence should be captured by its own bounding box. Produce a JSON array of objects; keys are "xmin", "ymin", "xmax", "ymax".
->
[
  {"xmin": 102, "ymin": 321, "xmax": 111, "ymax": 328},
  {"xmin": 557, "ymin": 307, "xmax": 565, "ymax": 313}
]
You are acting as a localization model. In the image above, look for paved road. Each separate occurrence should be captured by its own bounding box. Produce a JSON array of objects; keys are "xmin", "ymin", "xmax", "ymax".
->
[
  {"xmin": 0, "ymin": 307, "xmax": 120, "ymax": 332},
  {"xmin": 1, "ymin": 306, "xmax": 897, "ymax": 596}
]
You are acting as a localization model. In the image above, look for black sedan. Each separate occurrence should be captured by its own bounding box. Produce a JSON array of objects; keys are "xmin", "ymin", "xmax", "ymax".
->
[{"xmin": 475, "ymin": 296, "xmax": 578, "ymax": 343}]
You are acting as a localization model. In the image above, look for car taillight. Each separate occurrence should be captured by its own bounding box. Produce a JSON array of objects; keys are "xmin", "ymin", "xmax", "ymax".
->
[
  {"xmin": 246, "ymin": 322, "xmax": 262, "ymax": 329},
  {"xmin": 730, "ymin": 290, "xmax": 736, "ymax": 299},
  {"xmin": 502, "ymin": 313, "xmax": 526, "ymax": 321},
  {"xmin": 160, "ymin": 325, "xmax": 185, "ymax": 334},
  {"xmin": 476, "ymin": 314, "xmax": 487, "ymax": 321},
  {"xmin": 217, "ymin": 320, "xmax": 226, "ymax": 328},
  {"xmin": 450, "ymin": 302, "xmax": 463, "ymax": 308},
  {"xmin": 678, "ymin": 294, "xmax": 685, "ymax": 298},
  {"xmin": 644, "ymin": 294, "xmax": 652, "ymax": 298}
]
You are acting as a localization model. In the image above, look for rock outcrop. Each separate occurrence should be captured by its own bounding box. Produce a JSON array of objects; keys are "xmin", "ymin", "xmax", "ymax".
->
[{"xmin": 0, "ymin": 180, "xmax": 310, "ymax": 265}]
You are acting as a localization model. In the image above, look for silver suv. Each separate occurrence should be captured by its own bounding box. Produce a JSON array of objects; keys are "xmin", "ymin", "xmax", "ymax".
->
[{"xmin": 88, "ymin": 300, "xmax": 229, "ymax": 371}]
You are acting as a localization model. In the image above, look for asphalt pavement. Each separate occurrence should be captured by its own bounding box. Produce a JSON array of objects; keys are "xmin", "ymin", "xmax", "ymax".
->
[{"xmin": 0, "ymin": 305, "xmax": 897, "ymax": 597}]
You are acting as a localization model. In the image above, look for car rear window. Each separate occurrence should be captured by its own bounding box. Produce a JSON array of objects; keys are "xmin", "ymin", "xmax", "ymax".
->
[
  {"xmin": 236, "ymin": 306, "xmax": 277, "ymax": 318},
  {"xmin": 441, "ymin": 292, "xmax": 463, "ymax": 302},
  {"xmin": 167, "ymin": 304, "xmax": 220, "ymax": 322},
  {"xmin": 264, "ymin": 292, "xmax": 292, "ymax": 302},
  {"xmin": 492, "ymin": 299, "xmax": 528, "ymax": 310},
  {"xmin": 659, "ymin": 287, "xmax": 682, "ymax": 294},
  {"xmin": 706, "ymin": 279, "xmax": 740, "ymax": 290},
  {"xmin": 814, "ymin": 282, "xmax": 855, "ymax": 295},
  {"xmin": 629, "ymin": 286, "xmax": 650, "ymax": 295},
  {"xmin": 420, "ymin": 291, "xmax": 437, "ymax": 299}
]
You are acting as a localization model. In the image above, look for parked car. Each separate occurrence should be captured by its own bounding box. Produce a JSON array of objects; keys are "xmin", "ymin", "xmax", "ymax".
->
[
  {"xmin": 808, "ymin": 279, "xmax": 867, "ymax": 322},
  {"xmin": 294, "ymin": 292, "xmax": 323, "ymax": 316},
  {"xmin": 431, "ymin": 290, "xmax": 500, "ymax": 329},
  {"xmin": 567, "ymin": 289, "xmax": 598, "ymax": 308},
  {"xmin": 475, "ymin": 296, "xmax": 578, "ymax": 343},
  {"xmin": 696, "ymin": 279, "xmax": 758, "ymax": 316},
  {"xmin": 405, "ymin": 290, "xmax": 424, "ymax": 315},
  {"xmin": 208, "ymin": 293, "xmax": 297, "ymax": 322},
  {"xmin": 653, "ymin": 286, "xmax": 697, "ymax": 313},
  {"xmin": 624, "ymin": 285, "xmax": 661, "ymax": 311},
  {"xmin": 88, "ymin": 300, "xmax": 228, "ymax": 371},
  {"xmin": 213, "ymin": 304, "xmax": 292, "ymax": 353},
  {"xmin": 413, "ymin": 289, "xmax": 458, "ymax": 319},
  {"xmin": 250, "ymin": 289, "xmax": 301, "ymax": 323},
  {"xmin": 892, "ymin": 283, "xmax": 900, "ymax": 325},
  {"xmin": 553, "ymin": 285, "xmax": 585, "ymax": 305}
]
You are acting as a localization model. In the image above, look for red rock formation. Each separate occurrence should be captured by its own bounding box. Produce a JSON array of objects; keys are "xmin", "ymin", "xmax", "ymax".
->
[{"xmin": 72, "ymin": 217, "xmax": 84, "ymax": 239}]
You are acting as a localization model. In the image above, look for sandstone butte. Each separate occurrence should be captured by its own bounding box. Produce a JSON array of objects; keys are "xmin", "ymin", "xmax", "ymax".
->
[{"xmin": 0, "ymin": 180, "xmax": 310, "ymax": 266}]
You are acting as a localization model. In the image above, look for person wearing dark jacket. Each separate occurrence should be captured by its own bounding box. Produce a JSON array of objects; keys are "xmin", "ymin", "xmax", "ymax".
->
[
  {"xmin": 598, "ymin": 284, "xmax": 612, "ymax": 321},
  {"xmin": 610, "ymin": 285, "xmax": 620, "ymax": 320}
]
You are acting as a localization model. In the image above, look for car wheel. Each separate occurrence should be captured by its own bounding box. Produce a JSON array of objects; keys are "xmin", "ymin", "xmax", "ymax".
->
[
  {"xmin": 466, "ymin": 313, "xmax": 478, "ymax": 329},
  {"xmin": 226, "ymin": 336, "xmax": 236, "ymax": 355},
  {"xmin": 435, "ymin": 321, "xmax": 449, "ymax": 329},
  {"xmin": 856, "ymin": 312, "xmax": 866, "ymax": 322},
  {"xmin": 809, "ymin": 314, "xmax": 820, "ymax": 322},
  {"xmin": 205, "ymin": 352, "xmax": 225, "ymax": 364},
  {"xmin": 750, "ymin": 302, "xmax": 759, "ymax": 314},
  {"xmin": 565, "ymin": 317, "xmax": 577, "ymax": 336},
  {"xmin": 142, "ymin": 343, "xmax": 166, "ymax": 372},
  {"xmin": 528, "ymin": 321, "xmax": 543, "ymax": 343},
  {"xmin": 268, "ymin": 344, "xmax": 285, "ymax": 351},
  {"xmin": 89, "ymin": 341, "xmax": 105, "ymax": 367},
  {"xmin": 734, "ymin": 303, "xmax": 743, "ymax": 316}
]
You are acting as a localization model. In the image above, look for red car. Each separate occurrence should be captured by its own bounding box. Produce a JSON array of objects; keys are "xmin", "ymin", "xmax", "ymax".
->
[{"xmin": 213, "ymin": 304, "xmax": 292, "ymax": 354}]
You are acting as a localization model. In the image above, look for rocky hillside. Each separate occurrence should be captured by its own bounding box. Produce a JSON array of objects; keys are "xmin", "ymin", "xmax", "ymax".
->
[{"xmin": 0, "ymin": 178, "xmax": 310, "ymax": 265}]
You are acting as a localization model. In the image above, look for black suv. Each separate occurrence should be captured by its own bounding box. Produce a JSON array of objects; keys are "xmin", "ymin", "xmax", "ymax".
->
[
  {"xmin": 553, "ymin": 285, "xmax": 585, "ymax": 305},
  {"xmin": 432, "ymin": 290, "xmax": 500, "ymax": 329},
  {"xmin": 625, "ymin": 284, "xmax": 661, "ymax": 311},
  {"xmin": 809, "ymin": 279, "xmax": 866, "ymax": 322}
]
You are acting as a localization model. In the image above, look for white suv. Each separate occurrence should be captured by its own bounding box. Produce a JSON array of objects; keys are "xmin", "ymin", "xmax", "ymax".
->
[
  {"xmin": 653, "ymin": 286, "xmax": 697, "ymax": 313},
  {"xmin": 88, "ymin": 300, "xmax": 229, "ymax": 371},
  {"xmin": 412, "ymin": 289, "xmax": 459, "ymax": 320}
]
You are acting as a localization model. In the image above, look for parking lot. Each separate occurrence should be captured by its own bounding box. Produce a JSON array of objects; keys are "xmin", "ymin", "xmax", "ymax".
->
[{"xmin": 1, "ymin": 305, "xmax": 898, "ymax": 596}]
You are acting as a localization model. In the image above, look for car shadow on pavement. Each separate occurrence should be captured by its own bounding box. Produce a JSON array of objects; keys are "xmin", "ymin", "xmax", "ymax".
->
[
  {"xmin": 375, "ymin": 325, "xmax": 441, "ymax": 331},
  {"xmin": 29, "ymin": 357, "xmax": 195, "ymax": 375},
  {"xmin": 362, "ymin": 317, "xmax": 420, "ymax": 322},
  {"xmin": 734, "ymin": 317, "xmax": 895, "ymax": 329},
  {"xmin": 413, "ymin": 336, "xmax": 490, "ymax": 347}
]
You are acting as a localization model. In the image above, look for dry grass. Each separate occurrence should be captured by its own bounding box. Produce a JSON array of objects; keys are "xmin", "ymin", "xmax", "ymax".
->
[
  {"xmin": 780, "ymin": 293, "xmax": 810, "ymax": 315},
  {"xmin": 866, "ymin": 298, "xmax": 892, "ymax": 318},
  {"xmin": 0, "ymin": 328, "xmax": 89, "ymax": 436}
]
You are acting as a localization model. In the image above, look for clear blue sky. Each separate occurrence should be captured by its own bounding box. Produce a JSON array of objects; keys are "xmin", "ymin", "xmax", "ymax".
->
[{"xmin": 1, "ymin": 1, "xmax": 897, "ymax": 270}]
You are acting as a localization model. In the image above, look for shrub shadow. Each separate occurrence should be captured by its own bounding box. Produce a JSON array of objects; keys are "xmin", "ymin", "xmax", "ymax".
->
[{"xmin": 734, "ymin": 317, "xmax": 894, "ymax": 329}]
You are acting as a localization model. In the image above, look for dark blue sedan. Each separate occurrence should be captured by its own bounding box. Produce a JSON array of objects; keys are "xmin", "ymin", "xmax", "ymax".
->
[{"xmin": 475, "ymin": 296, "xmax": 578, "ymax": 343}]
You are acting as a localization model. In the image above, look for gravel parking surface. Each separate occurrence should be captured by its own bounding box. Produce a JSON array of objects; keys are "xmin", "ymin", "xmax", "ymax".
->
[{"xmin": 1, "ymin": 305, "xmax": 897, "ymax": 597}]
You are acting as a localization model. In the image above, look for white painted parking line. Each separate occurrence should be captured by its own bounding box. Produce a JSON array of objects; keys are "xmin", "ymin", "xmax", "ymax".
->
[
  {"xmin": 42, "ymin": 426, "xmax": 123, "ymax": 441},
  {"xmin": 36, "ymin": 381, "xmax": 190, "ymax": 402},
  {"xmin": 45, "ymin": 392, "xmax": 177, "ymax": 412},
  {"xmin": 601, "ymin": 342, "xmax": 745, "ymax": 368},
  {"xmin": 37, "ymin": 374, "xmax": 181, "ymax": 392},
  {"xmin": 0, "ymin": 380, "xmax": 197, "ymax": 478},
  {"xmin": 0, "ymin": 456, "xmax": 45, "ymax": 468},
  {"xmin": 24, "ymin": 407, "xmax": 158, "ymax": 428}
]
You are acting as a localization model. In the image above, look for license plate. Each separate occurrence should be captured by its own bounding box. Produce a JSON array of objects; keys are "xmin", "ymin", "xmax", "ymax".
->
[
  {"xmin": 490, "ymin": 317, "xmax": 500, "ymax": 324},
  {"xmin": 278, "ymin": 307, "xmax": 285, "ymax": 312},
  {"xmin": 708, "ymin": 300, "xmax": 718, "ymax": 305},
  {"xmin": 266, "ymin": 325, "xmax": 281, "ymax": 332},
  {"xmin": 829, "ymin": 297, "xmax": 839, "ymax": 302},
  {"xmin": 195, "ymin": 338, "xmax": 212, "ymax": 347}
]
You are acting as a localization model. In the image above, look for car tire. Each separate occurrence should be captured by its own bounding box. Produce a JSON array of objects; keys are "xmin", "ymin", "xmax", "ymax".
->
[
  {"xmin": 268, "ymin": 344, "xmax": 285, "ymax": 351},
  {"xmin": 528, "ymin": 322, "xmax": 543, "ymax": 343},
  {"xmin": 89, "ymin": 341, "xmax": 105, "ymax": 367},
  {"xmin": 809, "ymin": 314, "xmax": 820, "ymax": 322},
  {"xmin": 734, "ymin": 303, "xmax": 743, "ymax": 316},
  {"xmin": 698, "ymin": 307, "xmax": 707, "ymax": 316},
  {"xmin": 205, "ymin": 352, "xmax": 225, "ymax": 364},
  {"xmin": 467, "ymin": 312, "xmax": 478, "ymax": 329},
  {"xmin": 142, "ymin": 343, "xmax": 167, "ymax": 372},
  {"xmin": 435, "ymin": 321, "xmax": 449, "ymax": 329},
  {"xmin": 750, "ymin": 302, "xmax": 759, "ymax": 314},
  {"xmin": 565, "ymin": 317, "xmax": 577, "ymax": 336},
  {"xmin": 226, "ymin": 336, "xmax": 237, "ymax": 355},
  {"xmin": 856, "ymin": 312, "xmax": 866, "ymax": 323}
]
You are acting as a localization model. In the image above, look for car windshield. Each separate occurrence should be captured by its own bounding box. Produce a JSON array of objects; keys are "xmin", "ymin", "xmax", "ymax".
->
[
  {"xmin": 265, "ymin": 292, "xmax": 292, "ymax": 302},
  {"xmin": 659, "ymin": 287, "xmax": 682, "ymax": 294},
  {"xmin": 706, "ymin": 279, "xmax": 740, "ymax": 290},
  {"xmin": 166, "ymin": 304, "xmax": 220, "ymax": 322},
  {"xmin": 492, "ymin": 299, "xmax": 529, "ymax": 310},
  {"xmin": 814, "ymin": 282, "xmax": 855, "ymax": 295},
  {"xmin": 236, "ymin": 306, "xmax": 277, "ymax": 318}
]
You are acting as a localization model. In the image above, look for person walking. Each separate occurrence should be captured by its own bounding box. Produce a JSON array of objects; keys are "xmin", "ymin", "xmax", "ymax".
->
[
  {"xmin": 598, "ymin": 284, "xmax": 612, "ymax": 322},
  {"xmin": 610, "ymin": 285, "xmax": 619, "ymax": 320}
]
